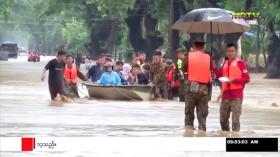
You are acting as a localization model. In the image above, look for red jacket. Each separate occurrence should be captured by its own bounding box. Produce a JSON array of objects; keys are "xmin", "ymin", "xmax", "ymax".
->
[
  {"xmin": 214, "ymin": 59, "xmax": 250, "ymax": 100},
  {"xmin": 166, "ymin": 66, "xmax": 180, "ymax": 88}
]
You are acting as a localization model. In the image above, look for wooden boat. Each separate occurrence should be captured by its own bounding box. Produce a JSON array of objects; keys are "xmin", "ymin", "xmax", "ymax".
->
[{"xmin": 83, "ymin": 82, "xmax": 152, "ymax": 101}]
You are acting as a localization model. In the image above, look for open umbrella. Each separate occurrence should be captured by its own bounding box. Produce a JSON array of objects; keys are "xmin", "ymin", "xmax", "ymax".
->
[
  {"xmin": 172, "ymin": 8, "xmax": 249, "ymax": 52},
  {"xmin": 172, "ymin": 8, "xmax": 249, "ymax": 33}
]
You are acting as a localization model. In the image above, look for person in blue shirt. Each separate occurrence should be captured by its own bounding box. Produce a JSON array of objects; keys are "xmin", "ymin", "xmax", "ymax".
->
[
  {"xmin": 86, "ymin": 55, "xmax": 105, "ymax": 82},
  {"xmin": 97, "ymin": 62, "xmax": 121, "ymax": 86},
  {"xmin": 129, "ymin": 64, "xmax": 149, "ymax": 85}
]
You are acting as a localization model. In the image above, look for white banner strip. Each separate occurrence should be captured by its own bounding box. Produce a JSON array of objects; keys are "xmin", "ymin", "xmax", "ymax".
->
[
  {"xmin": 0, "ymin": 137, "xmax": 226, "ymax": 152},
  {"xmin": 0, "ymin": 137, "xmax": 22, "ymax": 151}
]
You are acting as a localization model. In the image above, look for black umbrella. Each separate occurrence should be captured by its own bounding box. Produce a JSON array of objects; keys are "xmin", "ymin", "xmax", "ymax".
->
[
  {"xmin": 172, "ymin": 8, "xmax": 249, "ymax": 33},
  {"xmin": 172, "ymin": 8, "xmax": 249, "ymax": 52}
]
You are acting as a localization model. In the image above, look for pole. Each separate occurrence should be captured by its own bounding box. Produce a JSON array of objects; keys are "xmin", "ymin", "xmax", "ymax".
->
[
  {"xmin": 255, "ymin": 17, "xmax": 260, "ymax": 70},
  {"xmin": 210, "ymin": 21, "xmax": 212, "ymax": 55},
  {"xmin": 255, "ymin": 0, "xmax": 260, "ymax": 71},
  {"xmin": 238, "ymin": 37, "xmax": 242, "ymax": 58},
  {"xmin": 114, "ymin": 46, "xmax": 117, "ymax": 61},
  {"xmin": 167, "ymin": 0, "xmax": 174, "ymax": 58}
]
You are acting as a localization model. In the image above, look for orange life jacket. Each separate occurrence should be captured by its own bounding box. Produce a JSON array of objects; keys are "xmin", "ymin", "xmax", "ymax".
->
[
  {"xmin": 222, "ymin": 59, "xmax": 243, "ymax": 92},
  {"xmin": 187, "ymin": 51, "xmax": 211, "ymax": 83},
  {"xmin": 64, "ymin": 64, "xmax": 78, "ymax": 84}
]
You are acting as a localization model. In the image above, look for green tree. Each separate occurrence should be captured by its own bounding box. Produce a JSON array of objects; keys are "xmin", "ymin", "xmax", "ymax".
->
[{"xmin": 62, "ymin": 19, "xmax": 89, "ymax": 53}]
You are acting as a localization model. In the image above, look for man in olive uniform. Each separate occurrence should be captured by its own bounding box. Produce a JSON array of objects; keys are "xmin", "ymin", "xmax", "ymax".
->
[
  {"xmin": 172, "ymin": 48, "xmax": 186, "ymax": 102},
  {"xmin": 184, "ymin": 39, "xmax": 213, "ymax": 131},
  {"xmin": 150, "ymin": 50, "xmax": 168, "ymax": 99}
]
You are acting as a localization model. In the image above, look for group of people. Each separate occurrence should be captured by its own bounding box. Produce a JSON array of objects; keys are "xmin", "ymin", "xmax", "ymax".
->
[
  {"xmin": 41, "ymin": 38, "xmax": 250, "ymax": 132},
  {"xmin": 182, "ymin": 39, "xmax": 250, "ymax": 132},
  {"xmin": 86, "ymin": 54, "xmax": 149, "ymax": 86},
  {"xmin": 27, "ymin": 51, "xmax": 40, "ymax": 62},
  {"xmin": 86, "ymin": 49, "xmax": 195, "ymax": 102},
  {"xmin": 41, "ymin": 53, "xmax": 88, "ymax": 99}
]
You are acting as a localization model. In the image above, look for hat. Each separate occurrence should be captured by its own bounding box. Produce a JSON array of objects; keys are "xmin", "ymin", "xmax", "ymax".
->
[
  {"xmin": 165, "ymin": 59, "xmax": 173, "ymax": 67},
  {"xmin": 121, "ymin": 63, "xmax": 132, "ymax": 80},
  {"xmin": 105, "ymin": 53, "xmax": 112, "ymax": 61},
  {"xmin": 153, "ymin": 49, "xmax": 162, "ymax": 56},
  {"xmin": 104, "ymin": 62, "xmax": 113, "ymax": 67}
]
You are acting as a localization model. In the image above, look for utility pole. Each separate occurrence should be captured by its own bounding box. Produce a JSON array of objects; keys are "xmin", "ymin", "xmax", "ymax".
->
[
  {"xmin": 255, "ymin": 17, "xmax": 260, "ymax": 70},
  {"xmin": 167, "ymin": 0, "xmax": 174, "ymax": 58},
  {"xmin": 255, "ymin": 0, "xmax": 260, "ymax": 71}
]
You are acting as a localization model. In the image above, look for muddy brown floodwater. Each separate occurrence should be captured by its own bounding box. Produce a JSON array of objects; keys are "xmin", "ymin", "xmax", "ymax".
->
[{"xmin": 0, "ymin": 57, "xmax": 279, "ymax": 156}]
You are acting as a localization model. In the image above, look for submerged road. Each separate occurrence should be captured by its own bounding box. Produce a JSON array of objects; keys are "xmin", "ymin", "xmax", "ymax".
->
[{"xmin": 0, "ymin": 57, "xmax": 280, "ymax": 156}]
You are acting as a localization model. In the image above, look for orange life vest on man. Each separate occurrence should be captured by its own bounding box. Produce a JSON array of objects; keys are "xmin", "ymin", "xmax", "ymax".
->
[
  {"xmin": 64, "ymin": 64, "xmax": 78, "ymax": 84},
  {"xmin": 187, "ymin": 50, "xmax": 211, "ymax": 83},
  {"xmin": 222, "ymin": 59, "xmax": 243, "ymax": 92}
]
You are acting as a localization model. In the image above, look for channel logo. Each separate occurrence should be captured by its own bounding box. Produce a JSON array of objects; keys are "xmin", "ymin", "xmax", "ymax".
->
[
  {"xmin": 21, "ymin": 137, "xmax": 57, "ymax": 151},
  {"xmin": 21, "ymin": 137, "xmax": 35, "ymax": 151}
]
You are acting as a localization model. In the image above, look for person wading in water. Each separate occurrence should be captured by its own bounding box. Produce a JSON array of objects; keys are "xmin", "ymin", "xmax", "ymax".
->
[
  {"xmin": 41, "ymin": 50, "xmax": 68, "ymax": 100},
  {"xmin": 184, "ymin": 38, "xmax": 213, "ymax": 133},
  {"xmin": 64, "ymin": 55, "xmax": 88, "ymax": 98},
  {"xmin": 213, "ymin": 43, "xmax": 250, "ymax": 132},
  {"xmin": 172, "ymin": 48, "xmax": 187, "ymax": 102}
]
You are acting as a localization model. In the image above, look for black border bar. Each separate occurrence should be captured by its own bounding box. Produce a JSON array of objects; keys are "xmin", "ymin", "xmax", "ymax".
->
[{"xmin": 226, "ymin": 138, "xmax": 278, "ymax": 152}]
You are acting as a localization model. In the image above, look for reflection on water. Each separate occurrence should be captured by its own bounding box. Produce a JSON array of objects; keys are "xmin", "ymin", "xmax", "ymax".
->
[
  {"xmin": 0, "ymin": 57, "xmax": 280, "ymax": 156},
  {"xmin": 184, "ymin": 129, "xmax": 257, "ymax": 137}
]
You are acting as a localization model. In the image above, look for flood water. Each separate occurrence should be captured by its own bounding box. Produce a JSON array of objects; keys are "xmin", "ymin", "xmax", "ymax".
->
[{"xmin": 0, "ymin": 57, "xmax": 279, "ymax": 156}]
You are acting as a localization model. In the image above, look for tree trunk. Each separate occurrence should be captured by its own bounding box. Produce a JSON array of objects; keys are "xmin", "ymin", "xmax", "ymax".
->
[
  {"xmin": 169, "ymin": 0, "xmax": 186, "ymax": 60},
  {"xmin": 105, "ymin": 18, "xmax": 121, "ymax": 53},
  {"xmin": 83, "ymin": 2, "xmax": 112, "ymax": 59},
  {"xmin": 125, "ymin": 0, "xmax": 148, "ymax": 52},
  {"xmin": 167, "ymin": 0, "xmax": 174, "ymax": 59},
  {"xmin": 266, "ymin": 20, "xmax": 280, "ymax": 78},
  {"xmin": 39, "ymin": 22, "xmax": 47, "ymax": 53},
  {"xmin": 125, "ymin": 0, "xmax": 163, "ymax": 61},
  {"xmin": 255, "ymin": 18, "xmax": 260, "ymax": 70}
]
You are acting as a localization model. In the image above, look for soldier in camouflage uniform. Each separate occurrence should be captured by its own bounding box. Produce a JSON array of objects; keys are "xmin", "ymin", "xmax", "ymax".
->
[
  {"xmin": 184, "ymin": 39, "xmax": 213, "ymax": 131},
  {"xmin": 173, "ymin": 48, "xmax": 186, "ymax": 102},
  {"xmin": 150, "ymin": 50, "xmax": 168, "ymax": 99}
]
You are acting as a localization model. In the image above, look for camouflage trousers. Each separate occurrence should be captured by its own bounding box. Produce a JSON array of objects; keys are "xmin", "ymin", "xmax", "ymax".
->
[
  {"xmin": 185, "ymin": 93, "xmax": 209, "ymax": 131},
  {"xmin": 65, "ymin": 83, "xmax": 80, "ymax": 98},
  {"xmin": 154, "ymin": 82, "xmax": 168, "ymax": 99},
  {"xmin": 178, "ymin": 80, "xmax": 185, "ymax": 102},
  {"xmin": 220, "ymin": 99, "xmax": 242, "ymax": 132}
]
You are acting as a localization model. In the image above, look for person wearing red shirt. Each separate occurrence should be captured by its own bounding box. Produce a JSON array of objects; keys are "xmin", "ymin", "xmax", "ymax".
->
[
  {"xmin": 165, "ymin": 59, "xmax": 180, "ymax": 100},
  {"xmin": 213, "ymin": 43, "xmax": 250, "ymax": 132}
]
